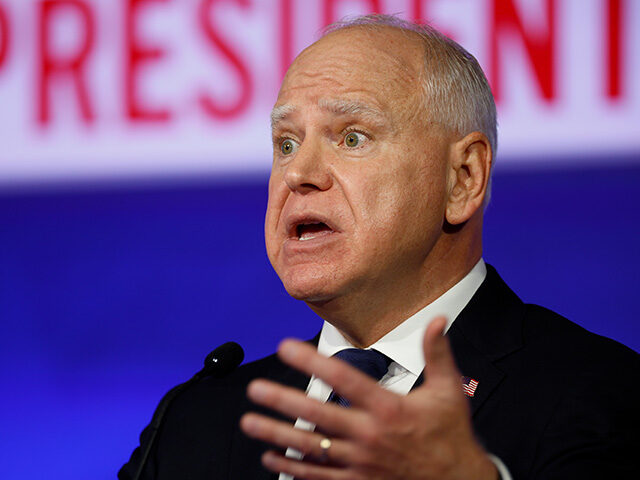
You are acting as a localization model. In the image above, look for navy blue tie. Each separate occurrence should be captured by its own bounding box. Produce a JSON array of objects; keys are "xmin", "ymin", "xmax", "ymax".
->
[{"xmin": 327, "ymin": 348, "xmax": 391, "ymax": 407}]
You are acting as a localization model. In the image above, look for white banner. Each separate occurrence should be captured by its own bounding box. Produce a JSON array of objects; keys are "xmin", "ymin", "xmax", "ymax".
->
[{"xmin": 0, "ymin": 0, "xmax": 638, "ymax": 185}]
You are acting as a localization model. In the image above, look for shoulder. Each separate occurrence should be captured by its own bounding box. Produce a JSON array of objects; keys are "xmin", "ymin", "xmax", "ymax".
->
[
  {"xmin": 167, "ymin": 347, "xmax": 312, "ymax": 420},
  {"xmin": 464, "ymin": 264, "xmax": 639, "ymax": 426},
  {"xmin": 500, "ymin": 302, "xmax": 640, "ymax": 442},
  {"xmin": 467, "ymin": 272, "xmax": 640, "ymax": 477},
  {"xmin": 117, "ymin": 352, "xmax": 293, "ymax": 480},
  {"xmin": 148, "ymin": 352, "xmax": 305, "ymax": 476},
  {"xmin": 169, "ymin": 352, "xmax": 286, "ymax": 412},
  {"xmin": 520, "ymin": 303, "xmax": 639, "ymax": 374},
  {"xmin": 474, "ymin": 264, "xmax": 638, "ymax": 371},
  {"xmin": 510, "ymin": 304, "xmax": 640, "ymax": 477}
]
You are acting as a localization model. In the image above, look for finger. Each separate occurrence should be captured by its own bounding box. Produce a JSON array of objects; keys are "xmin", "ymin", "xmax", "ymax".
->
[
  {"xmin": 422, "ymin": 316, "xmax": 461, "ymax": 389},
  {"xmin": 245, "ymin": 379, "xmax": 367, "ymax": 437},
  {"xmin": 262, "ymin": 450, "xmax": 361, "ymax": 480},
  {"xmin": 240, "ymin": 413, "xmax": 359, "ymax": 465},
  {"xmin": 277, "ymin": 339, "xmax": 393, "ymax": 410}
]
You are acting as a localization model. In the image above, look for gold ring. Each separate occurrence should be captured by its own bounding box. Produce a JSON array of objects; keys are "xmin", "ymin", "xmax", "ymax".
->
[{"xmin": 319, "ymin": 437, "xmax": 332, "ymax": 462}]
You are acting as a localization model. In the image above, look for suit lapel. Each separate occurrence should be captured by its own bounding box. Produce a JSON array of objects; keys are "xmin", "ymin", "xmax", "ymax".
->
[
  {"xmin": 411, "ymin": 265, "xmax": 524, "ymax": 417},
  {"xmin": 447, "ymin": 325, "xmax": 507, "ymax": 416}
]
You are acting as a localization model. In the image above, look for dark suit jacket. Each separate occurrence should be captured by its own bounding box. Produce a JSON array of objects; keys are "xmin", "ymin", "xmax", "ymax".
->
[{"xmin": 119, "ymin": 266, "xmax": 640, "ymax": 479}]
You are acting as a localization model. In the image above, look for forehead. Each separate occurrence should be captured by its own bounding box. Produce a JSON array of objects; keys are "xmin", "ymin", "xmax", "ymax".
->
[
  {"xmin": 271, "ymin": 98, "xmax": 388, "ymax": 130},
  {"xmin": 275, "ymin": 27, "xmax": 425, "ymax": 115}
]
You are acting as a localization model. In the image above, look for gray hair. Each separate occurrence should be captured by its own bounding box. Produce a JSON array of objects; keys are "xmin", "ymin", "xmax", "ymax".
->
[{"xmin": 324, "ymin": 15, "xmax": 497, "ymax": 203}]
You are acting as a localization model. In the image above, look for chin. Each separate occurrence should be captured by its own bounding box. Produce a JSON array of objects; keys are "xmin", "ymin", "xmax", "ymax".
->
[{"xmin": 278, "ymin": 264, "xmax": 340, "ymax": 302}]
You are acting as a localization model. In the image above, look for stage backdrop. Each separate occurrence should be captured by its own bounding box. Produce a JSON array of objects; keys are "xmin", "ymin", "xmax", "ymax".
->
[{"xmin": 0, "ymin": 1, "xmax": 638, "ymax": 479}]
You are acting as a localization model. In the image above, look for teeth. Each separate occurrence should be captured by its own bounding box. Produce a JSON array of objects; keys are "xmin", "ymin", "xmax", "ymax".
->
[{"xmin": 299, "ymin": 232, "xmax": 316, "ymax": 241}]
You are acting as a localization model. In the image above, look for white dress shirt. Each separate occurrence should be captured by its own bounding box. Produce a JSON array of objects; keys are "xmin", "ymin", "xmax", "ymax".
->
[{"xmin": 278, "ymin": 259, "xmax": 511, "ymax": 480}]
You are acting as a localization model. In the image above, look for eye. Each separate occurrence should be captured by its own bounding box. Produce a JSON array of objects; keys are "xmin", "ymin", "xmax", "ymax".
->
[
  {"xmin": 280, "ymin": 138, "xmax": 298, "ymax": 155},
  {"xmin": 344, "ymin": 131, "xmax": 367, "ymax": 148}
]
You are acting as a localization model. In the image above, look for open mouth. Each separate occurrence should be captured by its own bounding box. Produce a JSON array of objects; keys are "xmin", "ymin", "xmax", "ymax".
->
[{"xmin": 295, "ymin": 222, "xmax": 334, "ymax": 241}]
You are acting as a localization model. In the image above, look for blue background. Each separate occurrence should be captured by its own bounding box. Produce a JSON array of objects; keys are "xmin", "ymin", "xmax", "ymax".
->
[{"xmin": 1, "ymin": 158, "xmax": 639, "ymax": 479}]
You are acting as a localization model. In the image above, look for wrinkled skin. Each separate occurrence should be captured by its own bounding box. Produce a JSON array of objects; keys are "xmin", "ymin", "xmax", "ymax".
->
[{"xmin": 264, "ymin": 27, "xmax": 489, "ymax": 346}]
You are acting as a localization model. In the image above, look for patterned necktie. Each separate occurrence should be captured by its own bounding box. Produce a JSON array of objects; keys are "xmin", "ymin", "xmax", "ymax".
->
[{"xmin": 327, "ymin": 348, "xmax": 391, "ymax": 407}]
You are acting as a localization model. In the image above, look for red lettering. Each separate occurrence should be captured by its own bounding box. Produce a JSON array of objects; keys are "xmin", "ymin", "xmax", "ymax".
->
[
  {"xmin": 37, "ymin": 0, "xmax": 95, "ymax": 125},
  {"xmin": 125, "ymin": 0, "xmax": 172, "ymax": 122},
  {"xmin": 490, "ymin": 0, "xmax": 556, "ymax": 102},
  {"xmin": 0, "ymin": 2, "xmax": 9, "ymax": 71},
  {"xmin": 279, "ymin": 0, "xmax": 293, "ymax": 80},
  {"xmin": 198, "ymin": 0, "xmax": 252, "ymax": 120},
  {"xmin": 605, "ymin": 0, "xmax": 623, "ymax": 99},
  {"xmin": 411, "ymin": 0, "xmax": 426, "ymax": 23},
  {"xmin": 322, "ymin": 0, "xmax": 382, "ymax": 27}
]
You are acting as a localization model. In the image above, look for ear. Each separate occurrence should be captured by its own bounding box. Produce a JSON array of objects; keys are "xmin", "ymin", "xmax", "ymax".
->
[{"xmin": 445, "ymin": 132, "xmax": 492, "ymax": 225}]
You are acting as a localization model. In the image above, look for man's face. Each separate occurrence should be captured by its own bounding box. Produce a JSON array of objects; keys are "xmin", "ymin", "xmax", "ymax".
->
[{"xmin": 265, "ymin": 27, "xmax": 453, "ymax": 306}]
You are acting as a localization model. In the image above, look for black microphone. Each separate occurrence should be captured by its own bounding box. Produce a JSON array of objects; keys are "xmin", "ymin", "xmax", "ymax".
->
[
  {"xmin": 131, "ymin": 342, "xmax": 244, "ymax": 480},
  {"xmin": 200, "ymin": 341, "xmax": 245, "ymax": 379}
]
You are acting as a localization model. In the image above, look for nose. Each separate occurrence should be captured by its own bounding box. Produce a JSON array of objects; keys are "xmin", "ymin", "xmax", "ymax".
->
[{"xmin": 283, "ymin": 138, "xmax": 333, "ymax": 193}]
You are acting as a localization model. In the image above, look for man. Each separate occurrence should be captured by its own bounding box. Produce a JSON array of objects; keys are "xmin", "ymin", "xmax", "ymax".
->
[{"xmin": 120, "ymin": 15, "xmax": 639, "ymax": 480}]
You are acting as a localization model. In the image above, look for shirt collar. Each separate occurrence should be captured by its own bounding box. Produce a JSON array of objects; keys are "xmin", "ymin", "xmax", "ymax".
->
[{"xmin": 317, "ymin": 259, "xmax": 487, "ymax": 376}]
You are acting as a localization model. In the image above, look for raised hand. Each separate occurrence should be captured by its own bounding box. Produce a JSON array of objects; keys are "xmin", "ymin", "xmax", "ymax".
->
[{"xmin": 240, "ymin": 317, "xmax": 498, "ymax": 480}]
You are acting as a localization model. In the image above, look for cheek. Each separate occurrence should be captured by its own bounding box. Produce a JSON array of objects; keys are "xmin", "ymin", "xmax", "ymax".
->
[
  {"xmin": 264, "ymin": 208, "xmax": 277, "ymax": 258},
  {"xmin": 264, "ymin": 175, "xmax": 287, "ymax": 251},
  {"xmin": 355, "ymin": 168, "xmax": 414, "ymax": 224},
  {"xmin": 355, "ymin": 166, "xmax": 446, "ymax": 249}
]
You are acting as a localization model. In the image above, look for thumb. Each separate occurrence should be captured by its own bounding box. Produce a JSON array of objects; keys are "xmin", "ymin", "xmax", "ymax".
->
[{"xmin": 422, "ymin": 316, "xmax": 461, "ymax": 388}]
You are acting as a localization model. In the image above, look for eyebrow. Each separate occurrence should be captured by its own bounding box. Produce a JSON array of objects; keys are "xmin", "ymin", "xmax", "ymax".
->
[
  {"xmin": 270, "ymin": 99, "xmax": 387, "ymax": 130},
  {"xmin": 270, "ymin": 104, "xmax": 297, "ymax": 129}
]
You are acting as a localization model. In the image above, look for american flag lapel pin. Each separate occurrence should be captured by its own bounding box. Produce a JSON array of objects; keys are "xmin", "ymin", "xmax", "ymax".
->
[{"xmin": 461, "ymin": 376, "xmax": 479, "ymax": 397}]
